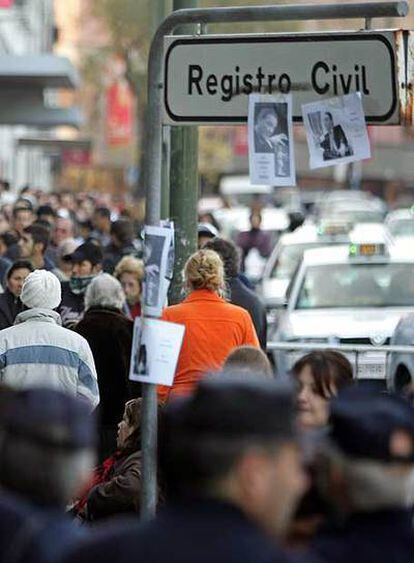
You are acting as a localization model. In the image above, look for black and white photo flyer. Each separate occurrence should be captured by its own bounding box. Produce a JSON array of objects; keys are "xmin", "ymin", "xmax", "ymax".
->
[
  {"xmin": 143, "ymin": 225, "xmax": 173, "ymax": 317},
  {"xmin": 302, "ymin": 93, "xmax": 371, "ymax": 170},
  {"xmin": 129, "ymin": 317, "xmax": 185, "ymax": 386},
  {"xmin": 248, "ymin": 93, "xmax": 296, "ymax": 186}
]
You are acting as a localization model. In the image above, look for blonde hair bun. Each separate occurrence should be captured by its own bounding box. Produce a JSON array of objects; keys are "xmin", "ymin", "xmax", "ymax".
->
[{"xmin": 184, "ymin": 249, "xmax": 225, "ymax": 293}]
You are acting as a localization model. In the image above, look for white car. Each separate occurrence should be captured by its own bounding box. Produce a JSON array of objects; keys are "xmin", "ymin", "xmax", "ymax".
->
[
  {"xmin": 213, "ymin": 206, "xmax": 289, "ymax": 239},
  {"xmin": 385, "ymin": 209, "xmax": 414, "ymax": 240},
  {"xmin": 270, "ymin": 242, "xmax": 414, "ymax": 380},
  {"xmin": 260, "ymin": 223, "xmax": 350, "ymax": 313}
]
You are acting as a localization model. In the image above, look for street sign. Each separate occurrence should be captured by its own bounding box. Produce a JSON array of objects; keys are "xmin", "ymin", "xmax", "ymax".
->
[{"xmin": 164, "ymin": 31, "xmax": 404, "ymax": 125}]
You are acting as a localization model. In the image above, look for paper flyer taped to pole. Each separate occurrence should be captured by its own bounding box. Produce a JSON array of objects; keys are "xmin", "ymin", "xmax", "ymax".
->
[
  {"xmin": 129, "ymin": 317, "xmax": 185, "ymax": 386},
  {"xmin": 302, "ymin": 92, "xmax": 371, "ymax": 169},
  {"xmin": 248, "ymin": 93, "xmax": 296, "ymax": 186},
  {"xmin": 143, "ymin": 225, "xmax": 173, "ymax": 317}
]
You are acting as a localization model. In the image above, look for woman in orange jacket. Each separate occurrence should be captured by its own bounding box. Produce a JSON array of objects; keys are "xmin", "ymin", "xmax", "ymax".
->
[{"xmin": 158, "ymin": 249, "xmax": 260, "ymax": 403}]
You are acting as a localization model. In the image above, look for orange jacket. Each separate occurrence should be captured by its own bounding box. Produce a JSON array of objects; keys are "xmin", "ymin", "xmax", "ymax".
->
[{"xmin": 158, "ymin": 289, "xmax": 259, "ymax": 403}]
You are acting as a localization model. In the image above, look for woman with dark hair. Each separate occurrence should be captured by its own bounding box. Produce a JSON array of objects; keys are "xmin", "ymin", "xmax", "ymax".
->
[
  {"xmin": 72, "ymin": 398, "xmax": 142, "ymax": 522},
  {"xmin": 0, "ymin": 260, "xmax": 33, "ymax": 330},
  {"xmin": 292, "ymin": 351, "xmax": 353, "ymax": 429},
  {"xmin": 288, "ymin": 352, "xmax": 353, "ymax": 547}
]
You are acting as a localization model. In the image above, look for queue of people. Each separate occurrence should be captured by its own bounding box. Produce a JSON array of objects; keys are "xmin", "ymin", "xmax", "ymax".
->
[{"xmin": 0, "ymin": 185, "xmax": 413, "ymax": 563}]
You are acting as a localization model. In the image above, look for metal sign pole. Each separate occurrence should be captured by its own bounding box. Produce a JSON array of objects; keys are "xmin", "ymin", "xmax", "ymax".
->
[
  {"xmin": 141, "ymin": 1, "xmax": 409, "ymax": 520},
  {"xmin": 169, "ymin": 0, "xmax": 199, "ymax": 306}
]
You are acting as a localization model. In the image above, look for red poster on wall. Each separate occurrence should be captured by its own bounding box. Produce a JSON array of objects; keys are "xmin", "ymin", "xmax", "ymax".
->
[
  {"xmin": 233, "ymin": 126, "xmax": 248, "ymax": 157},
  {"xmin": 0, "ymin": 0, "xmax": 14, "ymax": 8},
  {"xmin": 106, "ymin": 81, "xmax": 134, "ymax": 147},
  {"xmin": 62, "ymin": 149, "xmax": 91, "ymax": 167}
]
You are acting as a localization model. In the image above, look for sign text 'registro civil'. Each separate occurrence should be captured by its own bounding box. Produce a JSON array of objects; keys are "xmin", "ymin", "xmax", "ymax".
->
[{"xmin": 163, "ymin": 32, "xmax": 401, "ymax": 125}]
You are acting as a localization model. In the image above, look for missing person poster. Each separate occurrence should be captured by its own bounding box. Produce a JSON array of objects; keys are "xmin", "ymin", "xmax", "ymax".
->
[
  {"xmin": 302, "ymin": 92, "xmax": 371, "ymax": 169},
  {"xmin": 143, "ymin": 225, "xmax": 173, "ymax": 317},
  {"xmin": 129, "ymin": 317, "xmax": 185, "ymax": 386},
  {"xmin": 248, "ymin": 93, "xmax": 296, "ymax": 186}
]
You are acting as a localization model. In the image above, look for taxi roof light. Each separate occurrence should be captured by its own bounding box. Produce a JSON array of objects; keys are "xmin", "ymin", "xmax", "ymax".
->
[
  {"xmin": 349, "ymin": 242, "xmax": 388, "ymax": 258},
  {"xmin": 317, "ymin": 221, "xmax": 352, "ymax": 238}
]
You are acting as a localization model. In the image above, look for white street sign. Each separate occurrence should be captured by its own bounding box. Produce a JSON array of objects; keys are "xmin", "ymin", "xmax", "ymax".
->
[{"xmin": 163, "ymin": 31, "xmax": 402, "ymax": 125}]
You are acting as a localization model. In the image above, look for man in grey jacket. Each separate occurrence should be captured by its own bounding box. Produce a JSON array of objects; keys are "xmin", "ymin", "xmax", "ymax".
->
[{"xmin": 0, "ymin": 269, "xmax": 99, "ymax": 410}]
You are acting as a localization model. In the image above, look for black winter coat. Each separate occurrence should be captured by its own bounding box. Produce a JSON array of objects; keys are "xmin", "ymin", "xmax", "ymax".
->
[
  {"xmin": 228, "ymin": 276, "xmax": 267, "ymax": 351},
  {"xmin": 62, "ymin": 498, "xmax": 300, "ymax": 563},
  {"xmin": 74, "ymin": 307, "xmax": 140, "ymax": 427},
  {"xmin": 0, "ymin": 289, "xmax": 24, "ymax": 330},
  {"xmin": 58, "ymin": 282, "xmax": 85, "ymax": 328},
  {"xmin": 312, "ymin": 509, "xmax": 414, "ymax": 563}
]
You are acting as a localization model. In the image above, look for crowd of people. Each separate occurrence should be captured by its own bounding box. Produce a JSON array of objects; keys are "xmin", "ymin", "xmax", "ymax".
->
[{"xmin": 0, "ymin": 183, "xmax": 414, "ymax": 562}]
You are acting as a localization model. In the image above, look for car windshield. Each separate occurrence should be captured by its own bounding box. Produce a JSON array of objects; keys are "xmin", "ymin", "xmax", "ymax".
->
[
  {"xmin": 321, "ymin": 210, "xmax": 384, "ymax": 224},
  {"xmin": 295, "ymin": 262, "xmax": 414, "ymax": 309},
  {"xmin": 388, "ymin": 219, "xmax": 414, "ymax": 237},
  {"xmin": 271, "ymin": 242, "xmax": 340, "ymax": 280}
]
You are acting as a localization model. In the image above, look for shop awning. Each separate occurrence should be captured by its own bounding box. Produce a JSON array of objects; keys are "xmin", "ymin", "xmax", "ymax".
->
[
  {"xmin": 0, "ymin": 55, "xmax": 79, "ymax": 88},
  {"xmin": 17, "ymin": 136, "xmax": 92, "ymax": 151}
]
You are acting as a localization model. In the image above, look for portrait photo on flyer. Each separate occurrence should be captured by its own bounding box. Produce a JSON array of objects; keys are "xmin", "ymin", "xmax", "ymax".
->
[
  {"xmin": 248, "ymin": 93, "xmax": 296, "ymax": 187},
  {"xmin": 143, "ymin": 225, "xmax": 173, "ymax": 317},
  {"xmin": 302, "ymin": 92, "xmax": 371, "ymax": 170},
  {"xmin": 129, "ymin": 317, "xmax": 185, "ymax": 386},
  {"xmin": 129, "ymin": 318, "xmax": 147, "ymax": 381}
]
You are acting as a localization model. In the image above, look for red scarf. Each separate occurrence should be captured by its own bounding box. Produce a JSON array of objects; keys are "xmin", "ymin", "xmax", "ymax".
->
[{"xmin": 73, "ymin": 451, "xmax": 123, "ymax": 514}]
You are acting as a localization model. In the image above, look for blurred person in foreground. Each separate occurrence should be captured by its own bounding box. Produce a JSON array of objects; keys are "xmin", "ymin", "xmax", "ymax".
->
[
  {"xmin": 292, "ymin": 351, "xmax": 354, "ymax": 430},
  {"xmin": 0, "ymin": 269, "xmax": 99, "ymax": 410},
  {"xmin": 158, "ymin": 249, "xmax": 259, "ymax": 403},
  {"xmin": 204, "ymin": 237, "xmax": 267, "ymax": 350},
  {"xmin": 63, "ymin": 377, "xmax": 309, "ymax": 563},
  {"xmin": 310, "ymin": 387, "xmax": 414, "ymax": 563},
  {"xmin": 74, "ymin": 274, "xmax": 138, "ymax": 460},
  {"xmin": 0, "ymin": 387, "xmax": 95, "ymax": 563},
  {"xmin": 0, "ymin": 260, "xmax": 33, "ymax": 329},
  {"xmin": 114, "ymin": 255, "xmax": 144, "ymax": 320},
  {"xmin": 71, "ymin": 398, "xmax": 142, "ymax": 522},
  {"xmin": 223, "ymin": 345, "xmax": 273, "ymax": 377},
  {"xmin": 58, "ymin": 241, "xmax": 103, "ymax": 328},
  {"xmin": 288, "ymin": 352, "xmax": 354, "ymax": 547}
]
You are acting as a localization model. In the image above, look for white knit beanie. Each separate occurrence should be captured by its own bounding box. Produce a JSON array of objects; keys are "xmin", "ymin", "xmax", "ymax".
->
[{"xmin": 20, "ymin": 270, "xmax": 62, "ymax": 310}]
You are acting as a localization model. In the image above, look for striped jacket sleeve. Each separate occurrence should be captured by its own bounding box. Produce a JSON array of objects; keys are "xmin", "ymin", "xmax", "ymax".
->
[{"xmin": 77, "ymin": 340, "xmax": 100, "ymax": 411}]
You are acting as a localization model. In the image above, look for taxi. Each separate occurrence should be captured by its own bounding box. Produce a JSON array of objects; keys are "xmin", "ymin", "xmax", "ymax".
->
[
  {"xmin": 260, "ymin": 222, "xmax": 351, "ymax": 316},
  {"xmin": 270, "ymin": 241, "xmax": 414, "ymax": 380},
  {"xmin": 385, "ymin": 208, "xmax": 414, "ymax": 240}
]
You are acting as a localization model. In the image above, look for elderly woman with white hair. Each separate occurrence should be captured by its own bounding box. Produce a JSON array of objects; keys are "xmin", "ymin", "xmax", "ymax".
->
[{"xmin": 74, "ymin": 273, "xmax": 140, "ymax": 461}]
